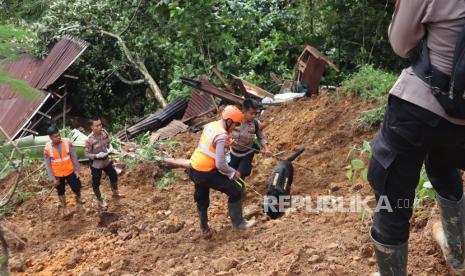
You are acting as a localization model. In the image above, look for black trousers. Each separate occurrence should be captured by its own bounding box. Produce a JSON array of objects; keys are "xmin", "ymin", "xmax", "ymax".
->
[
  {"xmin": 369, "ymin": 95, "xmax": 465, "ymax": 245},
  {"xmin": 188, "ymin": 167, "xmax": 242, "ymax": 211},
  {"xmin": 91, "ymin": 163, "xmax": 118, "ymax": 199},
  {"xmin": 229, "ymin": 151, "xmax": 255, "ymax": 179},
  {"xmin": 56, "ymin": 173, "xmax": 81, "ymax": 197}
]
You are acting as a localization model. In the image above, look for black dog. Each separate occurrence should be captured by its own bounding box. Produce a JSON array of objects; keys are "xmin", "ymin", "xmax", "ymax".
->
[{"xmin": 264, "ymin": 148, "xmax": 305, "ymax": 219}]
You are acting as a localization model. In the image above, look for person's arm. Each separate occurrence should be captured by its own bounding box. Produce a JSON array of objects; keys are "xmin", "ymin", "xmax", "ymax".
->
[
  {"xmin": 69, "ymin": 142, "xmax": 80, "ymax": 172},
  {"xmin": 85, "ymin": 138, "xmax": 96, "ymax": 160},
  {"xmin": 214, "ymin": 134, "xmax": 238, "ymax": 180},
  {"xmin": 388, "ymin": 0, "xmax": 431, "ymax": 59},
  {"xmin": 43, "ymin": 149, "xmax": 56, "ymax": 182},
  {"xmin": 256, "ymin": 121, "xmax": 268, "ymax": 146},
  {"xmin": 256, "ymin": 121, "xmax": 271, "ymax": 156}
]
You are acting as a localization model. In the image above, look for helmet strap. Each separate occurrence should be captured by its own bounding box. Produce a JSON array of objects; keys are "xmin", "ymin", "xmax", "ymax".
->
[{"xmin": 224, "ymin": 119, "xmax": 234, "ymax": 132}]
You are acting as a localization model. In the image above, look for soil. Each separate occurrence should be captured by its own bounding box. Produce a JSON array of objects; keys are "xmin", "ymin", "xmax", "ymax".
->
[{"xmin": 0, "ymin": 91, "xmax": 451, "ymax": 275}]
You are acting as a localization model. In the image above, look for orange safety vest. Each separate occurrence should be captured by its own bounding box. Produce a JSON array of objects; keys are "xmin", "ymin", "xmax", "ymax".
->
[
  {"xmin": 190, "ymin": 121, "xmax": 227, "ymax": 172},
  {"xmin": 44, "ymin": 139, "xmax": 75, "ymax": 177}
]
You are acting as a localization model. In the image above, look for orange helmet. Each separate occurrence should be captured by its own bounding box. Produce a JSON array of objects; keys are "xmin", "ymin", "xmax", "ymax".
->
[{"xmin": 222, "ymin": 105, "xmax": 244, "ymax": 123}]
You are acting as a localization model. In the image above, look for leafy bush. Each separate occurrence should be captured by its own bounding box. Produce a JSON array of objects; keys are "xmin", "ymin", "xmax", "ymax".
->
[
  {"xmin": 355, "ymin": 104, "xmax": 386, "ymax": 130},
  {"xmin": 346, "ymin": 141, "xmax": 435, "ymax": 214},
  {"xmin": 342, "ymin": 64, "xmax": 397, "ymax": 101}
]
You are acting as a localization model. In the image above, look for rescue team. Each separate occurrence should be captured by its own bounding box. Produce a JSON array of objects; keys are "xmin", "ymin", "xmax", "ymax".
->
[
  {"xmin": 43, "ymin": 100, "xmax": 268, "ymax": 231},
  {"xmin": 43, "ymin": 0, "xmax": 465, "ymax": 272}
]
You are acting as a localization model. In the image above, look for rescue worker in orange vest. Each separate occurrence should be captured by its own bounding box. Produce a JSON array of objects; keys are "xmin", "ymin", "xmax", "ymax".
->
[
  {"xmin": 189, "ymin": 105, "xmax": 256, "ymax": 236},
  {"xmin": 43, "ymin": 126, "xmax": 84, "ymax": 216}
]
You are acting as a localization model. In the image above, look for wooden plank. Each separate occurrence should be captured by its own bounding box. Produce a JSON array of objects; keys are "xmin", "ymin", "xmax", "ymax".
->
[
  {"xmin": 231, "ymin": 75, "xmax": 274, "ymax": 99},
  {"xmin": 301, "ymin": 56, "xmax": 326, "ymax": 96}
]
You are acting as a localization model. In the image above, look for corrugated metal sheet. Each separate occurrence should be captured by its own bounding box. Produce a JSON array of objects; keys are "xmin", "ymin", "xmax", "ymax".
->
[
  {"xmin": 180, "ymin": 77, "xmax": 244, "ymax": 105},
  {"xmin": 150, "ymin": 120, "xmax": 188, "ymax": 144},
  {"xmin": 0, "ymin": 36, "xmax": 89, "ymax": 138},
  {"xmin": 181, "ymin": 89, "xmax": 213, "ymax": 122},
  {"xmin": 117, "ymin": 97, "xmax": 188, "ymax": 140}
]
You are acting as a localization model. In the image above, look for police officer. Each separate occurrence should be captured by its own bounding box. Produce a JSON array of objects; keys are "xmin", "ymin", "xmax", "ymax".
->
[
  {"xmin": 189, "ymin": 105, "xmax": 255, "ymax": 236},
  {"xmin": 369, "ymin": 1, "xmax": 465, "ymax": 275},
  {"xmin": 85, "ymin": 118, "xmax": 121, "ymax": 208}
]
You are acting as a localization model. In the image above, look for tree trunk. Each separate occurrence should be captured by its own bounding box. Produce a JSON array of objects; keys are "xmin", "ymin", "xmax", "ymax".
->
[
  {"xmin": 136, "ymin": 61, "xmax": 168, "ymax": 107},
  {"xmin": 100, "ymin": 30, "xmax": 168, "ymax": 107}
]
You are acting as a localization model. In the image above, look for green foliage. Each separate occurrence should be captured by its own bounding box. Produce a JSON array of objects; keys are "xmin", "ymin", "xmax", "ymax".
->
[
  {"xmin": 28, "ymin": 0, "xmax": 330, "ymax": 127},
  {"xmin": 0, "ymin": 0, "xmax": 49, "ymax": 23},
  {"xmin": 156, "ymin": 171, "xmax": 176, "ymax": 190},
  {"xmin": 346, "ymin": 141, "xmax": 435, "ymax": 213},
  {"xmin": 414, "ymin": 167, "xmax": 436, "ymax": 209},
  {"xmin": 345, "ymin": 140, "xmax": 371, "ymax": 185},
  {"xmin": 342, "ymin": 64, "xmax": 397, "ymax": 101},
  {"xmin": 356, "ymin": 104, "xmax": 386, "ymax": 130},
  {"xmin": 0, "ymin": 24, "xmax": 42, "ymax": 100},
  {"xmin": 3, "ymin": 1, "xmax": 405, "ymax": 133}
]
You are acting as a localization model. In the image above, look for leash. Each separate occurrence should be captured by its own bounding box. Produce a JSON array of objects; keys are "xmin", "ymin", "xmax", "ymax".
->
[{"xmin": 230, "ymin": 141, "xmax": 312, "ymax": 173}]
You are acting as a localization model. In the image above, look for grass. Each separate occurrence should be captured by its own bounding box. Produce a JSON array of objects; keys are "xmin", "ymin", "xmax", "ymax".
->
[
  {"xmin": 342, "ymin": 64, "xmax": 397, "ymax": 101},
  {"xmin": 342, "ymin": 64, "xmax": 396, "ymax": 130},
  {"xmin": 355, "ymin": 104, "xmax": 386, "ymax": 130},
  {"xmin": 156, "ymin": 171, "xmax": 176, "ymax": 190}
]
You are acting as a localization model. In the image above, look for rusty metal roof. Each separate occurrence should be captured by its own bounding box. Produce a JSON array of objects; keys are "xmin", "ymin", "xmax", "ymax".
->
[
  {"xmin": 181, "ymin": 77, "xmax": 244, "ymax": 105},
  {"xmin": 0, "ymin": 36, "xmax": 89, "ymax": 139},
  {"xmin": 150, "ymin": 120, "xmax": 188, "ymax": 143},
  {"xmin": 181, "ymin": 89, "xmax": 214, "ymax": 122}
]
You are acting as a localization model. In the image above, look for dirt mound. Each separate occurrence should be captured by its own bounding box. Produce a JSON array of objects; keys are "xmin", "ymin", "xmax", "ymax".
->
[{"xmin": 1, "ymin": 92, "xmax": 449, "ymax": 275}]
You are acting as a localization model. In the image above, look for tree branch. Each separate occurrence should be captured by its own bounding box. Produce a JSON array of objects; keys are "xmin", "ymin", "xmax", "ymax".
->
[
  {"xmin": 119, "ymin": 0, "xmax": 144, "ymax": 36},
  {"xmin": 114, "ymin": 71, "xmax": 145, "ymax": 85},
  {"xmin": 100, "ymin": 30, "xmax": 168, "ymax": 107}
]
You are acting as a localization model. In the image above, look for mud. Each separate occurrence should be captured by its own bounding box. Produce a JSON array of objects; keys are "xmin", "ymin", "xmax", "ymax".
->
[{"xmin": 0, "ymin": 92, "xmax": 451, "ymax": 275}]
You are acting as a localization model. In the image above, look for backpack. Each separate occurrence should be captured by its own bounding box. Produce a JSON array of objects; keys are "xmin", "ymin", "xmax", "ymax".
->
[
  {"xmin": 264, "ymin": 148, "xmax": 305, "ymax": 219},
  {"xmin": 412, "ymin": 28, "xmax": 465, "ymax": 119}
]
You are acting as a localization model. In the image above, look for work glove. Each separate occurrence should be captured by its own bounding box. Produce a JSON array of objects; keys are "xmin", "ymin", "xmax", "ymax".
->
[{"xmin": 96, "ymin": 152, "xmax": 109, "ymax": 159}]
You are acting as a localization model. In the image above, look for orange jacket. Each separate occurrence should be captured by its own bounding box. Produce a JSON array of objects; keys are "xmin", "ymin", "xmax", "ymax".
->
[
  {"xmin": 190, "ymin": 121, "xmax": 227, "ymax": 172},
  {"xmin": 44, "ymin": 139, "xmax": 75, "ymax": 177}
]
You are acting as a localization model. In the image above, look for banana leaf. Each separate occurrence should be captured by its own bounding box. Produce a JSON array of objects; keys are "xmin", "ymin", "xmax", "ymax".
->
[{"xmin": 0, "ymin": 129, "xmax": 89, "ymax": 161}]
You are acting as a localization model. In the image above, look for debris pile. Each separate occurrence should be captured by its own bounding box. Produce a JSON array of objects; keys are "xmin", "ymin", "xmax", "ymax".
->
[{"xmin": 116, "ymin": 44, "xmax": 339, "ymax": 143}]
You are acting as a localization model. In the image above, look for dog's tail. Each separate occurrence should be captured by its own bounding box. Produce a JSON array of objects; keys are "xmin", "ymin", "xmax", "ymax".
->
[{"xmin": 286, "ymin": 148, "xmax": 305, "ymax": 162}]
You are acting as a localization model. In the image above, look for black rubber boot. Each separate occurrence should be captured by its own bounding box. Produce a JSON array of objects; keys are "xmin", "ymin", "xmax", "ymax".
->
[
  {"xmin": 370, "ymin": 229, "xmax": 408, "ymax": 276},
  {"xmin": 198, "ymin": 209, "xmax": 209, "ymax": 235},
  {"xmin": 228, "ymin": 200, "xmax": 255, "ymax": 230},
  {"xmin": 433, "ymin": 193, "xmax": 465, "ymax": 274}
]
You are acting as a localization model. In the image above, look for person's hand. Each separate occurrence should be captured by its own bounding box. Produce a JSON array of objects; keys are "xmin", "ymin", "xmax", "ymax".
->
[
  {"xmin": 234, "ymin": 171, "xmax": 241, "ymax": 180},
  {"xmin": 75, "ymin": 170, "xmax": 81, "ymax": 179},
  {"xmin": 263, "ymin": 146, "xmax": 272, "ymax": 158}
]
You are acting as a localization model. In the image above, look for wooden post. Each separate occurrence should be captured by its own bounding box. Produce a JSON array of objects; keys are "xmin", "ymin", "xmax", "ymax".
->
[{"xmin": 63, "ymin": 94, "xmax": 67, "ymax": 129}]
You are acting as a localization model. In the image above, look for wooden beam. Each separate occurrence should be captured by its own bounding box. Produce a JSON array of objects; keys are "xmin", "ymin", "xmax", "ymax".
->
[
  {"xmin": 28, "ymin": 92, "xmax": 68, "ymax": 130},
  {"xmin": 36, "ymin": 111, "xmax": 51, "ymax": 120},
  {"xmin": 23, "ymin": 128, "xmax": 39, "ymax": 136},
  {"xmin": 211, "ymin": 67, "xmax": 235, "ymax": 94},
  {"xmin": 63, "ymin": 74, "xmax": 79, "ymax": 80}
]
